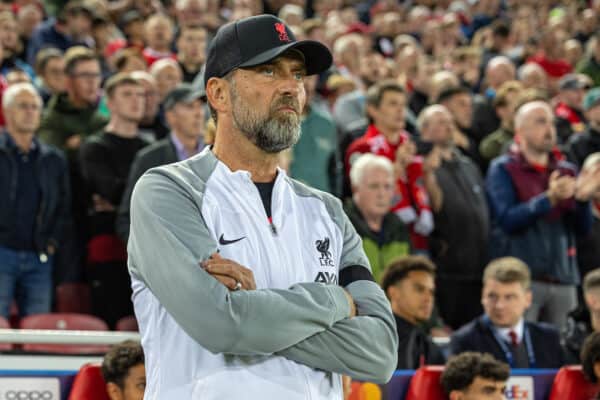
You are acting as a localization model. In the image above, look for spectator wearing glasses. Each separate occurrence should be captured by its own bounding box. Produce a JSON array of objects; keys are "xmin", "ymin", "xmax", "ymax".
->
[{"xmin": 38, "ymin": 46, "xmax": 108, "ymax": 158}]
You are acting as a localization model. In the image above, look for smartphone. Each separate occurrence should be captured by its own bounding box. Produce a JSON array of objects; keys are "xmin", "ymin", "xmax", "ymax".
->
[{"xmin": 416, "ymin": 140, "xmax": 434, "ymax": 156}]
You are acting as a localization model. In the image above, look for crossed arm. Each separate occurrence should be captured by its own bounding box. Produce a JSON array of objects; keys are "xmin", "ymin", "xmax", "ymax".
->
[{"xmin": 128, "ymin": 169, "xmax": 397, "ymax": 384}]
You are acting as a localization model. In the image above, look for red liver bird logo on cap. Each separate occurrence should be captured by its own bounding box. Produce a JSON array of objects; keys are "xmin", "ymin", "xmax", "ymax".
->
[{"xmin": 275, "ymin": 22, "xmax": 290, "ymax": 42}]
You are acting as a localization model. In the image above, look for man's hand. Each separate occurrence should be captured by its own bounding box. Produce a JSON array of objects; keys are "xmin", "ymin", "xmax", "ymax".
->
[
  {"xmin": 201, "ymin": 252, "xmax": 257, "ymax": 291},
  {"xmin": 547, "ymin": 170, "xmax": 576, "ymax": 205},
  {"xmin": 575, "ymin": 164, "xmax": 600, "ymax": 201},
  {"xmin": 93, "ymin": 194, "xmax": 116, "ymax": 212},
  {"xmin": 65, "ymin": 134, "xmax": 81, "ymax": 150},
  {"xmin": 343, "ymin": 290, "xmax": 357, "ymax": 318}
]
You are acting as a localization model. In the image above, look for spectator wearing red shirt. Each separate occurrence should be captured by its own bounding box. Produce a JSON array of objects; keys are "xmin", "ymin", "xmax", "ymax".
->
[
  {"xmin": 527, "ymin": 30, "xmax": 573, "ymax": 84},
  {"xmin": 345, "ymin": 80, "xmax": 435, "ymax": 251}
]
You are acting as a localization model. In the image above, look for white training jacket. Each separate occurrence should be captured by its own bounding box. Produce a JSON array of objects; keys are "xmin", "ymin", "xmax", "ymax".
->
[{"xmin": 128, "ymin": 148, "xmax": 397, "ymax": 399}]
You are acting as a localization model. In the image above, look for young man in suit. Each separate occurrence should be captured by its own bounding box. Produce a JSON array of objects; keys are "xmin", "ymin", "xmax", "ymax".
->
[{"xmin": 449, "ymin": 257, "xmax": 565, "ymax": 368}]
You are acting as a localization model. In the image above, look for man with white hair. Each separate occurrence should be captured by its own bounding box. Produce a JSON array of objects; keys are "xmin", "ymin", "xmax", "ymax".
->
[
  {"xmin": 517, "ymin": 63, "xmax": 548, "ymax": 92},
  {"xmin": 344, "ymin": 153, "xmax": 410, "ymax": 282},
  {"xmin": 486, "ymin": 100, "xmax": 599, "ymax": 328},
  {"xmin": 0, "ymin": 83, "xmax": 72, "ymax": 318}
]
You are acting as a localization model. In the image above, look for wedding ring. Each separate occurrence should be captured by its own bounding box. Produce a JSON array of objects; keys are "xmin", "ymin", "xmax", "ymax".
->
[{"xmin": 234, "ymin": 281, "xmax": 242, "ymax": 291}]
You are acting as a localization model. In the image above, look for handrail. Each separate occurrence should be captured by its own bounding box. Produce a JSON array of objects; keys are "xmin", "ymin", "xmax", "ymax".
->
[
  {"xmin": 0, "ymin": 328, "xmax": 448, "ymax": 346},
  {"xmin": 0, "ymin": 329, "xmax": 140, "ymax": 345}
]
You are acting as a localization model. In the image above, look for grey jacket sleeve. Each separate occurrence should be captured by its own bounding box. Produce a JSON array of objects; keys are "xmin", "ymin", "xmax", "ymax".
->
[
  {"xmin": 128, "ymin": 169, "xmax": 352, "ymax": 356},
  {"xmin": 276, "ymin": 207, "xmax": 398, "ymax": 384}
]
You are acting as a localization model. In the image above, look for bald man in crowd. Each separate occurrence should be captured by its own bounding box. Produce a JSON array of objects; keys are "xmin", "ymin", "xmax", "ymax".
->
[
  {"xmin": 471, "ymin": 56, "xmax": 517, "ymax": 144},
  {"xmin": 486, "ymin": 100, "xmax": 600, "ymax": 328}
]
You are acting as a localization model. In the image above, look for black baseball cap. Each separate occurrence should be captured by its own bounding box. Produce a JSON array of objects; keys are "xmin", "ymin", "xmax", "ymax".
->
[
  {"xmin": 163, "ymin": 84, "xmax": 205, "ymax": 111},
  {"xmin": 204, "ymin": 14, "xmax": 332, "ymax": 88}
]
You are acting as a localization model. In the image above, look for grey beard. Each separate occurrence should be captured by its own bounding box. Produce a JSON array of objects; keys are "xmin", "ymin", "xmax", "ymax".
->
[{"xmin": 230, "ymin": 85, "xmax": 301, "ymax": 154}]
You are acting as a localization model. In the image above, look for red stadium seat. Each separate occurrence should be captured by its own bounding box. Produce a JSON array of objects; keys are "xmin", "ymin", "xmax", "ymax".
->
[
  {"xmin": 115, "ymin": 315, "xmax": 138, "ymax": 332},
  {"xmin": 405, "ymin": 366, "xmax": 446, "ymax": 400},
  {"xmin": 548, "ymin": 365, "xmax": 600, "ymax": 400},
  {"xmin": 68, "ymin": 363, "xmax": 111, "ymax": 400},
  {"xmin": 347, "ymin": 381, "xmax": 382, "ymax": 400},
  {"xmin": 9, "ymin": 301, "xmax": 18, "ymax": 327},
  {"xmin": 55, "ymin": 283, "xmax": 92, "ymax": 314},
  {"xmin": 0, "ymin": 315, "xmax": 13, "ymax": 351},
  {"xmin": 19, "ymin": 313, "xmax": 110, "ymax": 354}
]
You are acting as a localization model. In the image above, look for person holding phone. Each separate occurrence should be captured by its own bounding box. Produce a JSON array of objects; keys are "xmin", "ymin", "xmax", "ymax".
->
[{"xmin": 416, "ymin": 104, "xmax": 490, "ymax": 330}]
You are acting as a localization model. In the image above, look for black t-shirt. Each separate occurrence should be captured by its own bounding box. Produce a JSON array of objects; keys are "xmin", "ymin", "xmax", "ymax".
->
[{"xmin": 254, "ymin": 181, "xmax": 274, "ymax": 218}]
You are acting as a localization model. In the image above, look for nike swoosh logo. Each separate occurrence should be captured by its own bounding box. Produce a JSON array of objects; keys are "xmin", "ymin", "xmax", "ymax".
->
[{"xmin": 219, "ymin": 234, "xmax": 246, "ymax": 245}]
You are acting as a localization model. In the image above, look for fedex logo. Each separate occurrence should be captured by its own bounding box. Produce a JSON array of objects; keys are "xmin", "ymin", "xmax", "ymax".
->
[
  {"xmin": 505, "ymin": 385, "xmax": 529, "ymax": 399},
  {"xmin": 504, "ymin": 377, "xmax": 534, "ymax": 400}
]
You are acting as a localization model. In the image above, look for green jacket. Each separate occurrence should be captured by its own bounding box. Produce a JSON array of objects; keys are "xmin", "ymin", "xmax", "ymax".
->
[
  {"xmin": 344, "ymin": 201, "xmax": 411, "ymax": 283},
  {"xmin": 576, "ymin": 56, "xmax": 600, "ymax": 87},
  {"xmin": 479, "ymin": 126, "xmax": 513, "ymax": 162},
  {"xmin": 38, "ymin": 93, "xmax": 109, "ymax": 161},
  {"xmin": 290, "ymin": 105, "xmax": 338, "ymax": 194}
]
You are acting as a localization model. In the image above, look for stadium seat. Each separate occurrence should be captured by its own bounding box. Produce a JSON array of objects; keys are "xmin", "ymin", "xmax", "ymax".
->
[
  {"xmin": 405, "ymin": 366, "xmax": 446, "ymax": 400},
  {"xmin": 9, "ymin": 301, "xmax": 18, "ymax": 327},
  {"xmin": 115, "ymin": 315, "xmax": 138, "ymax": 332},
  {"xmin": 68, "ymin": 363, "xmax": 111, "ymax": 400},
  {"xmin": 55, "ymin": 283, "xmax": 92, "ymax": 314},
  {"xmin": 0, "ymin": 315, "xmax": 13, "ymax": 351},
  {"xmin": 548, "ymin": 365, "xmax": 600, "ymax": 400},
  {"xmin": 19, "ymin": 313, "xmax": 110, "ymax": 354},
  {"xmin": 347, "ymin": 381, "xmax": 382, "ymax": 400}
]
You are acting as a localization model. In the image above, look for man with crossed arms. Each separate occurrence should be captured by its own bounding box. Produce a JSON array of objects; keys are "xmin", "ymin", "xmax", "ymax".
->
[{"xmin": 127, "ymin": 14, "xmax": 397, "ymax": 399}]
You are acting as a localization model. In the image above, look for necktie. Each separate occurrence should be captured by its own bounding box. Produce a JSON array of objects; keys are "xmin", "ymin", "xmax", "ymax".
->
[{"xmin": 508, "ymin": 330, "xmax": 519, "ymax": 347}]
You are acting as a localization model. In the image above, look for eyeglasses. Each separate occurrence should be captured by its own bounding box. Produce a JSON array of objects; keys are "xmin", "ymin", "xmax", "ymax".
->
[{"xmin": 13, "ymin": 103, "xmax": 41, "ymax": 111}]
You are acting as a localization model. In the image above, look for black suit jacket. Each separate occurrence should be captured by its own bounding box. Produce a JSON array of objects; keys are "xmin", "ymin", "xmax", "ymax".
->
[
  {"xmin": 115, "ymin": 138, "xmax": 178, "ymax": 242},
  {"xmin": 449, "ymin": 315, "xmax": 565, "ymax": 369}
]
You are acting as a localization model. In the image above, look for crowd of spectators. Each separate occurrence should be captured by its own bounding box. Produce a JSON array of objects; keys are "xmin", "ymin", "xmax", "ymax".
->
[{"xmin": 1, "ymin": 0, "xmax": 600, "ymax": 388}]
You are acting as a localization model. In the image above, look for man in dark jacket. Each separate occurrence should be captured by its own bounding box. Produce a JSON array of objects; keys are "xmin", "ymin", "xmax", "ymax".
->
[
  {"xmin": 486, "ymin": 100, "xmax": 597, "ymax": 328},
  {"xmin": 27, "ymin": 1, "xmax": 93, "ymax": 66},
  {"xmin": 0, "ymin": 83, "xmax": 72, "ymax": 318},
  {"xmin": 381, "ymin": 255, "xmax": 445, "ymax": 370},
  {"xmin": 566, "ymin": 88, "xmax": 600, "ymax": 168},
  {"xmin": 418, "ymin": 104, "xmax": 489, "ymax": 329},
  {"xmin": 564, "ymin": 268, "xmax": 600, "ymax": 363},
  {"xmin": 450, "ymin": 257, "xmax": 565, "ymax": 369},
  {"xmin": 116, "ymin": 83, "xmax": 206, "ymax": 243},
  {"xmin": 79, "ymin": 73, "xmax": 150, "ymax": 327}
]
